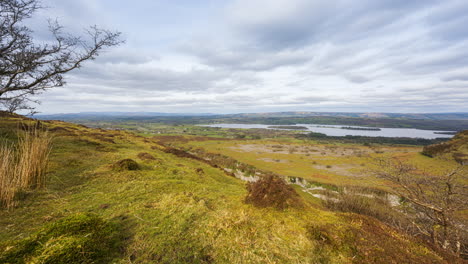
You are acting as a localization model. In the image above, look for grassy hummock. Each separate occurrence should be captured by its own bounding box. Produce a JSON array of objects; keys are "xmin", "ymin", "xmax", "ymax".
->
[
  {"xmin": 0, "ymin": 213, "xmax": 122, "ymax": 264},
  {"xmin": 112, "ymin": 158, "xmax": 140, "ymax": 171}
]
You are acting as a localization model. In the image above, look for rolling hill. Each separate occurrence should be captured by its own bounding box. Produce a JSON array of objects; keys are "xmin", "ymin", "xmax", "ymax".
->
[{"xmin": 0, "ymin": 112, "xmax": 464, "ymax": 263}]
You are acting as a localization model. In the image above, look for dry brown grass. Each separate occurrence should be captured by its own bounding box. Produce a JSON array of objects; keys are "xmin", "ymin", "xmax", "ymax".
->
[
  {"xmin": 0, "ymin": 129, "xmax": 52, "ymax": 208},
  {"xmin": 245, "ymin": 175, "xmax": 303, "ymax": 210},
  {"xmin": 0, "ymin": 145, "xmax": 16, "ymax": 208}
]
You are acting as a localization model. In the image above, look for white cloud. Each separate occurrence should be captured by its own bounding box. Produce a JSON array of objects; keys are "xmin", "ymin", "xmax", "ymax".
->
[{"xmin": 29, "ymin": 0, "xmax": 468, "ymax": 114}]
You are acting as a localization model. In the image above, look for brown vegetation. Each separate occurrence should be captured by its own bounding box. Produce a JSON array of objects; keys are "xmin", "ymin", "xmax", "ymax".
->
[
  {"xmin": 422, "ymin": 130, "xmax": 468, "ymax": 164},
  {"xmin": 0, "ymin": 129, "xmax": 52, "ymax": 208},
  {"xmin": 422, "ymin": 142, "xmax": 453, "ymax": 157},
  {"xmin": 245, "ymin": 175, "xmax": 303, "ymax": 210},
  {"xmin": 375, "ymin": 158, "xmax": 468, "ymax": 258},
  {"xmin": 306, "ymin": 214, "xmax": 462, "ymax": 264}
]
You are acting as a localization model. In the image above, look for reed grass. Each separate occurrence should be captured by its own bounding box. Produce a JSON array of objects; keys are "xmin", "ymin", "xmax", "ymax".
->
[
  {"xmin": 0, "ymin": 128, "xmax": 52, "ymax": 208},
  {"xmin": 0, "ymin": 145, "xmax": 16, "ymax": 208}
]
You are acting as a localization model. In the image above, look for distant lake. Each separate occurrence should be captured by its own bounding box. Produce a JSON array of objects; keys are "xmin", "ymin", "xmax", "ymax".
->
[{"xmin": 201, "ymin": 124, "xmax": 455, "ymax": 139}]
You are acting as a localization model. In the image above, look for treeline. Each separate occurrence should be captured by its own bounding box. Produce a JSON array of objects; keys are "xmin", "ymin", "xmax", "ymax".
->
[{"xmin": 297, "ymin": 132, "xmax": 450, "ymax": 146}]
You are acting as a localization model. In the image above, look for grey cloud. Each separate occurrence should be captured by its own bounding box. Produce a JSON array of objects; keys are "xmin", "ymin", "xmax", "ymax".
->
[
  {"xmin": 220, "ymin": 0, "xmax": 468, "ymax": 78},
  {"xmin": 442, "ymin": 74, "xmax": 468, "ymax": 82},
  {"xmin": 181, "ymin": 0, "xmax": 468, "ymax": 93},
  {"xmin": 32, "ymin": 0, "xmax": 468, "ymax": 113},
  {"xmin": 399, "ymin": 45, "xmax": 468, "ymax": 75},
  {"xmin": 96, "ymin": 49, "xmax": 159, "ymax": 65},
  {"xmin": 181, "ymin": 42, "xmax": 312, "ymax": 71},
  {"xmin": 425, "ymin": 1, "xmax": 468, "ymax": 41},
  {"xmin": 343, "ymin": 74, "xmax": 371, "ymax": 84},
  {"xmin": 69, "ymin": 63, "xmax": 229, "ymax": 93},
  {"xmin": 227, "ymin": 0, "xmax": 438, "ymax": 50},
  {"xmin": 358, "ymin": 85, "xmax": 468, "ymax": 109}
]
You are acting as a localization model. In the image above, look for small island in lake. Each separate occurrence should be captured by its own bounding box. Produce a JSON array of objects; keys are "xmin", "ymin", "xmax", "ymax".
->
[
  {"xmin": 433, "ymin": 131, "xmax": 457, "ymax": 135},
  {"xmin": 268, "ymin": 125, "xmax": 309, "ymax": 130},
  {"xmin": 340, "ymin": 126, "xmax": 381, "ymax": 131}
]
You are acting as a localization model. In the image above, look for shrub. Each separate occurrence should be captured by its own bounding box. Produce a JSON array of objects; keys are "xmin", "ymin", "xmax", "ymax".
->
[
  {"xmin": 0, "ymin": 213, "xmax": 122, "ymax": 263},
  {"xmin": 112, "ymin": 159, "xmax": 139, "ymax": 171},
  {"xmin": 245, "ymin": 175, "xmax": 303, "ymax": 210},
  {"xmin": 421, "ymin": 142, "xmax": 451, "ymax": 157}
]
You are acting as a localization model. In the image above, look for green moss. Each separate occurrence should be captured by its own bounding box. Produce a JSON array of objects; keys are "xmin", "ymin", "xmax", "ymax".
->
[{"xmin": 0, "ymin": 213, "xmax": 122, "ymax": 264}]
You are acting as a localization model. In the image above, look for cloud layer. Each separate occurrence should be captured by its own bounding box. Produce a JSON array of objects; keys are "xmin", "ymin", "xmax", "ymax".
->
[{"xmin": 31, "ymin": 0, "xmax": 468, "ymax": 113}]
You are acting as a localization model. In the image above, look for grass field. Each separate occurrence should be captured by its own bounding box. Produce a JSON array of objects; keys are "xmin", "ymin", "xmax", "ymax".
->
[
  {"xmin": 0, "ymin": 115, "xmax": 463, "ymax": 263},
  {"xmin": 154, "ymin": 134, "xmax": 458, "ymax": 189}
]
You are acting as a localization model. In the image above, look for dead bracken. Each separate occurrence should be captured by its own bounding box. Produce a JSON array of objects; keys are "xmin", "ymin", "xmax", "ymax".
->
[{"xmin": 245, "ymin": 175, "xmax": 303, "ymax": 210}]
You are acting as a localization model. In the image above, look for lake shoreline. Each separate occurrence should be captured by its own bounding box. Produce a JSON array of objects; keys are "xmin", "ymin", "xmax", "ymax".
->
[{"xmin": 200, "ymin": 123, "xmax": 455, "ymax": 139}]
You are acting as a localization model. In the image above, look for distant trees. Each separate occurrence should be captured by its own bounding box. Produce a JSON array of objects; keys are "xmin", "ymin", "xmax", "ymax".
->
[
  {"xmin": 375, "ymin": 158, "xmax": 467, "ymax": 257},
  {"xmin": 0, "ymin": 0, "xmax": 123, "ymax": 113},
  {"xmin": 299, "ymin": 132, "xmax": 449, "ymax": 146},
  {"xmin": 0, "ymin": 96, "xmax": 37, "ymax": 115}
]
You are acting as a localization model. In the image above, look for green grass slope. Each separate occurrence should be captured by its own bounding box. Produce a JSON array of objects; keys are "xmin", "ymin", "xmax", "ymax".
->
[{"xmin": 0, "ymin": 114, "xmax": 458, "ymax": 263}]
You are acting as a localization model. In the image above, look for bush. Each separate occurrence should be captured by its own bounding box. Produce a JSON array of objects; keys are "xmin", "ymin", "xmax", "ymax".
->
[
  {"xmin": 245, "ymin": 175, "xmax": 303, "ymax": 210},
  {"xmin": 0, "ymin": 213, "xmax": 123, "ymax": 264}
]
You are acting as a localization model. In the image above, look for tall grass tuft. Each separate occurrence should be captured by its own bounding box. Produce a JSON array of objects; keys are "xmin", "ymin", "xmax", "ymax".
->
[
  {"xmin": 0, "ymin": 145, "xmax": 17, "ymax": 208},
  {"xmin": 0, "ymin": 128, "xmax": 52, "ymax": 208},
  {"xmin": 16, "ymin": 129, "xmax": 52, "ymax": 189}
]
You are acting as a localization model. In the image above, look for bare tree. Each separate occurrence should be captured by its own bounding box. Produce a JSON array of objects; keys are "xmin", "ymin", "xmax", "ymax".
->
[
  {"xmin": 0, "ymin": 95, "xmax": 37, "ymax": 115},
  {"xmin": 374, "ymin": 157, "xmax": 468, "ymax": 257},
  {"xmin": 0, "ymin": 0, "xmax": 123, "ymax": 105}
]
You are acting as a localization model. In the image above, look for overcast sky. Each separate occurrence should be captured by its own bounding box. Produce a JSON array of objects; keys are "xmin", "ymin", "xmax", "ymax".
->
[{"xmin": 30, "ymin": 0, "xmax": 468, "ymax": 114}]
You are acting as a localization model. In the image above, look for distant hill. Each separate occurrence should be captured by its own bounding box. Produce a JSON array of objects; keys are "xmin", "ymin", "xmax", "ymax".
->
[
  {"xmin": 36, "ymin": 111, "xmax": 468, "ymax": 121},
  {"xmin": 35, "ymin": 111, "xmax": 468, "ymax": 131},
  {"xmin": 36, "ymin": 111, "xmax": 217, "ymax": 120},
  {"xmin": 226, "ymin": 111, "xmax": 468, "ymax": 120}
]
